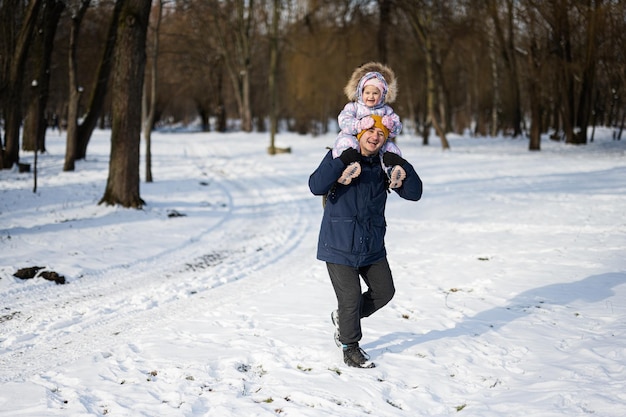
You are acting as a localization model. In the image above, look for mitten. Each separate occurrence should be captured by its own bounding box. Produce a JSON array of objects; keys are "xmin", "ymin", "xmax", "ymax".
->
[
  {"xmin": 381, "ymin": 115, "xmax": 395, "ymax": 131},
  {"xmin": 356, "ymin": 116, "xmax": 375, "ymax": 132},
  {"xmin": 383, "ymin": 151, "xmax": 406, "ymax": 167},
  {"xmin": 339, "ymin": 148, "xmax": 361, "ymax": 165}
]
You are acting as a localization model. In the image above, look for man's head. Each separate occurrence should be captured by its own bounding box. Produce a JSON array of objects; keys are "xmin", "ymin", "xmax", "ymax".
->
[{"xmin": 357, "ymin": 115, "xmax": 389, "ymax": 156}]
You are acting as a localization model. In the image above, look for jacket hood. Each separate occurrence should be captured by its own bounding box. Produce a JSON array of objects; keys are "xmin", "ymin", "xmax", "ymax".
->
[{"xmin": 343, "ymin": 62, "xmax": 398, "ymax": 105}]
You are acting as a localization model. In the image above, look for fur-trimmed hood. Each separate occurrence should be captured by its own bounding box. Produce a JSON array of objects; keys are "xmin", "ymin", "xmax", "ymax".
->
[{"xmin": 343, "ymin": 62, "xmax": 398, "ymax": 105}]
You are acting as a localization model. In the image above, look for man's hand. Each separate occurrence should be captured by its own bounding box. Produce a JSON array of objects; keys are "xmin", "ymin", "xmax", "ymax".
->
[
  {"xmin": 339, "ymin": 148, "xmax": 361, "ymax": 165},
  {"xmin": 383, "ymin": 151, "xmax": 406, "ymax": 167}
]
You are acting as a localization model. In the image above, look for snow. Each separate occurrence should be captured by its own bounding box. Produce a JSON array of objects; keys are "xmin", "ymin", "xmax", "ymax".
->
[{"xmin": 1, "ymin": 127, "xmax": 625, "ymax": 416}]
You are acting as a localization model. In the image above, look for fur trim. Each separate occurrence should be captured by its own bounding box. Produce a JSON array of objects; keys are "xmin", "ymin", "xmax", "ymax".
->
[{"xmin": 343, "ymin": 62, "xmax": 398, "ymax": 104}]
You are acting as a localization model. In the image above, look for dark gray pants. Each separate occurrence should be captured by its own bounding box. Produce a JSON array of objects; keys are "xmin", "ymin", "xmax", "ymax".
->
[{"xmin": 326, "ymin": 258, "xmax": 395, "ymax": 345}]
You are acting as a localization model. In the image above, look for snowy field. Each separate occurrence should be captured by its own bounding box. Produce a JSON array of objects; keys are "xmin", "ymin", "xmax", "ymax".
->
[{"xmin": 1, "ymin": 127, "xmax": 625, "ymax": 416}]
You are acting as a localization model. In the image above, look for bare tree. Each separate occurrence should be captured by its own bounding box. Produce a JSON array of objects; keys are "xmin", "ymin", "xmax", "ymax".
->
[
  {"xmin": 8, "ymin": 0, "xmax": 621, "ymax": 149},
  {"xmin": 171, "ymin": 1, "xmax": 228, "ymax": 131},
  {"xmin": 76, "ymin": 0, "xmax": 124, "ymax": 160},
  {"xmin": 64, "ymin": 0, "xmax": 90, "ymax": 172},
  {"xmin": 100, "ymin": 0, "xmax": 152, "ymax": 208},
  {"xmin": 208, "ymin": 0, "xmax": 255, "ymax": 132},
  {"xmin": 487, "ymin": 0, "xmax": 523, "ymax": 137},
  {"xmin": 143, "ymin": 0, "xmax": 164, "ymax": 182},
  {"xmin": 536, "ymin": 0, "xmax": 577, "ymax": 143},
  {"xmin": 522, "ymin": 4, "xmax": 544, "ymax": 151},
  {"xmin": 488, "ymin": 30, "xmax": 500, "ymax": 137},
  {"xmin": 400, "ymin": 0, "xmax": 450, "ymax": 149},
  {"xmin": 377, "ymin": 0, "xmax": 391, "ymax": 63},
  {"xmin": 573, "ymin": 0, "xmax": 603, "ymax": 145},
  {"xmin": 267, "ymin": 0, "xmax": 280, "ymax": 154},
  {"xmin": 22, "ymin": 0, "xmax": 66, "ymax": 153},
  {"xmin": 1, "ymin": 0, "xmax": 43, "ymax": 169}
]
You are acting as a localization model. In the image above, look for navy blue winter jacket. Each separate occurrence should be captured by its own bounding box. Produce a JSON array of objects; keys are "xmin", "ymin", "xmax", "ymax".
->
[{"xmin": 309, "ymin": 150, "xmax": 422, "ymax": 267}]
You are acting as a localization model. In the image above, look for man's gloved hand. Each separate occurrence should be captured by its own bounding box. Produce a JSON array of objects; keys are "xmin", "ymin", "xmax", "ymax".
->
[
  {"xmin": 339, "ymin": 148, "xmax": 361, "ymax": 165},
  {"xmin": 383, "ymin": 151, "xmax": 406, "ymax": 167},
  {"xmin": 356, "ymin": 116, "xmax": 375, "ymax": 132}
]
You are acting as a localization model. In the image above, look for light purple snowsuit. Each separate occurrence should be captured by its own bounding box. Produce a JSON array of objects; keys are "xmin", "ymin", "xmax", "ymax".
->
[{"xmin": 332, "ymin": 71, "xmax": 403, "ymax": 161}]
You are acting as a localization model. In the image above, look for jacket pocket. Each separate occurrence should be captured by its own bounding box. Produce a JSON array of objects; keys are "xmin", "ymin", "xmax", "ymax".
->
[
  {"xmin": 366, "ymin": 216, "xmax": 386, "ymax": 254},
  {"xmin": 325, "ymin": 216, "xmax": 356, "ymax": 253}
]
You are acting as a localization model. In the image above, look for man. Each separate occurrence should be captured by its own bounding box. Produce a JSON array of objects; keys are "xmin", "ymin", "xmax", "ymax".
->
[{"xmin": 308, "ymin": 115, "xmax": 423, "ymax": 368}]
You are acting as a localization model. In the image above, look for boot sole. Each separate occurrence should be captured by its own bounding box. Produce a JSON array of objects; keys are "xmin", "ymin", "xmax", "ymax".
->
[
  {"xmin": 344, "ymin": 356, "xmax": 376, "ymax": 368},
  {"xmin": 338, "ymin": 163, "xmax": 361, "ymax": 185},
  {"xmin": 388, "ymin": 165, "xmax": 406, "ymax": 189}
]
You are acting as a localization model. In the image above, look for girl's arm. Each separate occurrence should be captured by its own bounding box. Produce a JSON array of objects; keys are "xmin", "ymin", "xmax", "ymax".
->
[
  {"xmin": 337, "ymin": 103, "xmax": 360, "ymax": 135},
  {"xmin": 383, "ymin": 106, "xmax": 403, "ymax": 138}
]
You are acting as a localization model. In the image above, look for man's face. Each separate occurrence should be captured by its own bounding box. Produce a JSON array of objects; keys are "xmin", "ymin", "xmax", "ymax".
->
[{"xmin": 359, "ymin": 127, "xmax": 386, "ymax": 156}]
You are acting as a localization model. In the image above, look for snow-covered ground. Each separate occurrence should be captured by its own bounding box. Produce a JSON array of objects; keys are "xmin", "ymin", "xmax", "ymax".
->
[{"xmin": 1, "ymin": 128, "xmax": 625, "ymax": 416}]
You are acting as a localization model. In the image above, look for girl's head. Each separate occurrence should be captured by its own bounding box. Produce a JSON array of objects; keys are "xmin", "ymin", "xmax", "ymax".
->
[
  {"xmin": 362, "ymin": 77, "xmax": 385, "ymax": 107},
  {"xmin": 357, "ymin": 72, "xmax": 388, "ymax": 108},
  {"xmin": 344, "ymin": 62, "xmax": 397, "ymax": 105}
]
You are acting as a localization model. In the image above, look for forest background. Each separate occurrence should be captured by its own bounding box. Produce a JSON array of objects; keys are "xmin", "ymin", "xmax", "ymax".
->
[{"xmin": 1, "ymin": 0, "xmax": 625, "ymax": 207}]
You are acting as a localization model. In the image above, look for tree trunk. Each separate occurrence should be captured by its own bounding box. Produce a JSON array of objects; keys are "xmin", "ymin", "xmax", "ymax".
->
[
  {"xmin": 549, "ymin": 0, "xmax": 577, "ymax": 144},
  {"xmin": 405, "ymin": 3, "xmax": 450, "ymax": 149},
  {"xmin": 216, "ymin": 64, "xmax": 227, "ymax": 132},
  {"xmin": 1, "ymin": 0, "xmax": 43, "ymax": 169},
  {"xmin": 100, "ymin": 0, "xmax": 151, "ymax": 208},
  {"xmin": 488, "ymin": 0, "xmax": 523, "ymax": 137},
  {"xmin": 505, "ymin": 0, "xmax": 522, "ymax": 137},
  {"xmin": 426, "ymin": 46, "xmax": 449, "ymax": 150},
  {"xmin": 616, "ymin": 110, "xmax": 625, "ymax": 140},
  {"xmin": 143, "ymin": 0, "xmax": 162, "ymax": 183},
  {"xmin": 527, "ymin": 32, "xmax": 542, "ymax": 151},
  {"xmin": 489, "ymin": 34, "xmax": 500, "ymax": 136},
  {"xmin": 64, "ymin": 0, "xmax": 90, "ymax": 172},
  {"xmin": 268, "ymin": 0, "xmax": 279, "ymax": 154},
  {"xmin": 574, "ymin": 0, "xmax": 601, "ymax": 145},
  {"xmin": 377, "ymin": 0, "xmax": 391, "ymax": 63},
  {"xmin": 240, "ymin": 0, "xmax": 253, "ymax": 132},
  {"xmin": 196, "ymin": 104, "xmax": 210, "ymax": 131},
  {"xmin": 433, "ymin": 46, "xmax": 452, "ymax": 134},
  {"xmin": 22, "ymin": 0, "xmax": 65, "ymax": 153},
  {"xmin": 76, "ymin": 0, "xmax": 124, "ymax": 159},
  {"xmin": 212, "ymin": 0, "xmax": 254, "ymax": 132}
]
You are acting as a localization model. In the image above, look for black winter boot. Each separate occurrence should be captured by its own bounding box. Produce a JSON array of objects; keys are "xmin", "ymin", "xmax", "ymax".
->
[{"xmin": 342, "ymin": 343, "xmax": 375, "ymax": 368}]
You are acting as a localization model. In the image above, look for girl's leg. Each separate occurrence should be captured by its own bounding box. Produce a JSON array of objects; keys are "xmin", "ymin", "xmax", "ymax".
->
[
  {"xmin": 381, "ymin": 140, "xmax": 402, "ymax": 156},
  {"xmin": 333, "ymin": 133, "xmax": 361, "ymax": 158}
]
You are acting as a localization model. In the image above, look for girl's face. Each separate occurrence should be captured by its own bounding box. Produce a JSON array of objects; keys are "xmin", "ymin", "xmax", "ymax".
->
[{"xmin": 362, "ymin": 85, "xmax": 381, "ymax": 107}]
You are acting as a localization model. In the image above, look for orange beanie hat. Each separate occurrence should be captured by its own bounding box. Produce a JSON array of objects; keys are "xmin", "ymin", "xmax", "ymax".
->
[{"xmin": 356, "ymin": 115, "xmax": 389, "ymax": 140}]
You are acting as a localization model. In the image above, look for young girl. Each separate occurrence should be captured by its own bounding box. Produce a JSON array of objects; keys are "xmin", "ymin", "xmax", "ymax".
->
[{"xmin": 333, "ymin": 62, "xmax": 405, "ymax": 188}]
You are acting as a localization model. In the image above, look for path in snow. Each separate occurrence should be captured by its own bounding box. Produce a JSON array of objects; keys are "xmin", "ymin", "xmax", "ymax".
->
[{"xmin": 0, "ymin": 134, "xmax": 316, "ymax": 383}]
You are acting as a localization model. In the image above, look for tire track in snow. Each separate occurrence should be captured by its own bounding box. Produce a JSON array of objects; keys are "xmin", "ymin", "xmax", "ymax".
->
[{"xmin": 0, "ymin": 138, "xmax": 316, "ymax": 383}]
